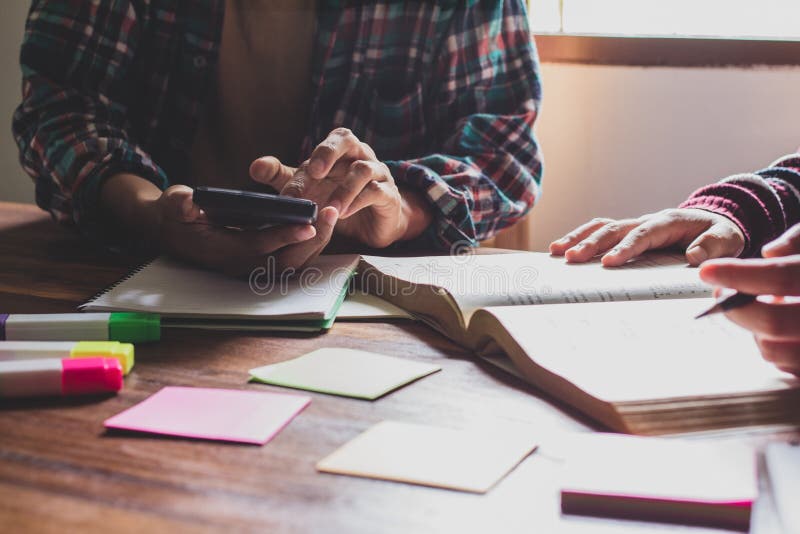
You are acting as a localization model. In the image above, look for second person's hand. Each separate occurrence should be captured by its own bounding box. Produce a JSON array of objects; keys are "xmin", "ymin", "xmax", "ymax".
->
[
  {"xmin": 698, "ymin": 224, "xmax": 800, "ymax": 376},
  {"xmin": 549, "ymin": 208, "xmax": 745, "ymax": 267}
]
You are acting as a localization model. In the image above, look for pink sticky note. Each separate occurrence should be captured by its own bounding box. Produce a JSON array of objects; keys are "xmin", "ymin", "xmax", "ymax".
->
[{"xmin": 104, "ymin": 386, "xmax": 311, "ymax": 445}]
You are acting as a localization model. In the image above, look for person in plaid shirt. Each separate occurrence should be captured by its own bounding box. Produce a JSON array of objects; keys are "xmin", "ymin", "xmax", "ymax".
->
[{"xmin": 13, "ymin": 0, "xmax": 542, "ymax": 274}]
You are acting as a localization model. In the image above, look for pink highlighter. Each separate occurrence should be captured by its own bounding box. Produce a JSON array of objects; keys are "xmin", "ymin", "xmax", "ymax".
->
[{"xmin": 0, "ymin": 357, "xmax": 122, "ymax": 398}]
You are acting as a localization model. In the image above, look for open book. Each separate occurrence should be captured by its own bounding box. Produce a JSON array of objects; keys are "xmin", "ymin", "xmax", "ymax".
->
[
  {"xmin": 82, "ymin": 255, "xmax": 360, "ymax": 332},
  {"xmin": 359, "ymin": 252, "xmax": 800, "ymax": 435}
]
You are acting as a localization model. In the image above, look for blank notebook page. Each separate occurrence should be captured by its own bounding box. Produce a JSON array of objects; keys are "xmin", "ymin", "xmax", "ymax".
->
[{"xmin": 82, "ymin": 254, "xmax": 359, "ymax": 319}]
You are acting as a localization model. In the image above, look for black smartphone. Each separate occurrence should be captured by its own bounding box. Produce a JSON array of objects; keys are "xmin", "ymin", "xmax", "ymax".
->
[{"xmin": 193, "ymin": 186, "xmax": 318, "ymax": 230}]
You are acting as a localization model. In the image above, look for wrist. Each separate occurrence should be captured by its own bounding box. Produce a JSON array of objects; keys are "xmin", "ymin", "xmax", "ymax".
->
[
  {"xmin": 141, "ymin": 195, "xmax": 164, "ymax": 244},
  {"xmin": 101, "ymin": 173, "xmax": 165, "ymax": 248},
  {"xmin": 398, "ymin": 187, "xmax": 433, "ymax": 242}
]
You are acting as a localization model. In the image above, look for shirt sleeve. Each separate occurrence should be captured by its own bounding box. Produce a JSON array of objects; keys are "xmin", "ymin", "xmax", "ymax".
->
[
  {"xmin": 385, "ymin": 0, "xmax": 543, "ymax": 250},
  {"xmin": 679, "ymin": 153, "xmax": 800, "ymax": 257},
  {"xmin": 11, "ymin": 0, "xmax": 168, "ymax": 245}
]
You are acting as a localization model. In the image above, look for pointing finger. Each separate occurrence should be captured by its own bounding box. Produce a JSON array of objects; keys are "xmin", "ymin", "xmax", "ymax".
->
[{"xmin": 307, "ymin": 128, "xmax": 375, "ymax": 179}]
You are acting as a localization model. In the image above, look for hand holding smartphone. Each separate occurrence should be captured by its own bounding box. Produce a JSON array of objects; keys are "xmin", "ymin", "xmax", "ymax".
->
[{"xmin": 192, "ymin": 186, "xmax": 318, "ymax": 230}]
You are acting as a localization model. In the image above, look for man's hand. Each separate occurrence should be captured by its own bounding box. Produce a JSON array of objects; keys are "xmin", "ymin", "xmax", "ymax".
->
[
  {"xmin": 157, "ymin": 185, "xmax": 338, "ymax": 277},
  {"xmin": 250, "ymin": 128, "xmax": 431, "ymax": 248},
  {"xmin": 699, "ymin": 223, "xmax": 800, "ymax": 376},
  {"xmin": 550, "ymin": 209, "xmax": 745, "ymax": 267}
]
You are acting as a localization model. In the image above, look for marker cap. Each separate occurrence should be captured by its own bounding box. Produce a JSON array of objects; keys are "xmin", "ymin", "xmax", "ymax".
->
[
  {"xmin": 62, "ymin": 358, "xmax": 123, "ymax": 395},
  {"xmin": 108, "ymin": 313, "xmax": 160, "ymax": 343},
  {"xmin": 71, "ymin": 341, "xmax": 134, "ymax": 374},
  {"xmin": 0, "ymin": 314, "xmax": 7, "ymax": 340}
]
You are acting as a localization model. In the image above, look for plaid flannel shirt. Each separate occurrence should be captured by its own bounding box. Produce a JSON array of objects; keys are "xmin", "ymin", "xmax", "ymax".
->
[{"xmin": 13, "ymin": 0, "xmax": 543, "ymax": 250}]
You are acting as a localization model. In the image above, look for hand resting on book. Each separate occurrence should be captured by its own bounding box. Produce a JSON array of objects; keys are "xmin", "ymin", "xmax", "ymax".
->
[{"xmin": 549, "ymin": 209, "xmax": 744, "ymax": 268}]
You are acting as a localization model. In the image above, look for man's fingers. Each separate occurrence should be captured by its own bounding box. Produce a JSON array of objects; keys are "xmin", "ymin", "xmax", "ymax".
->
[
  {"xmin": 763, "ymin": 223, "xmax": 800, "ymax": 258},
  {"xmin": 162, "ymin": 186, "xmax": 202, "ymax": 222},
  {"xmin": 281, "ymin": 161, "xmax": 312, "ymax": 199},
  {"xmin": 307, "ymin": 128, "xmax": 375, "ymax": 180},
  {"xmin": 564, "ymin": 220, "xmax": 640, "ymax": 263},
  {"xmin": 329, "ymin": 160, "xmax": 388, "ymax": 216},
  {"xmin": 194, "ymin": 224, "xmax": 317, "ymax": 276},
  {"xmin": 600, "ymin": 218, "xmax": 683, "ymax": 267},
  {"xmin": 281, "ymin": 159, "xmax": 350, "ymax": 200},
  {"xmin": 550, "ymin": 218, "xmax": 613, "ymax": 255},
  {"xmin": 683, "ymin": 222, "xmax": 745, "ymax": 266},
  {"xmin": 249, "ymin": 224, "xmax": 317, "ymax": 255},
  {"xmin": 700, "ymin": 257, "xmax": 800, "ymax": 296},
  {"xmin": 342, "ymin": 180, "xmax": 394, "ymax": 218},
  {"xmin": 303, "ymin": 206, "xmax": 339, "ymax": 266},
  {"xmin": 755, "ymin": 336, "xmax": 800, "ymax": 376},
  {"xmin": 250, "ymin": 156, "xmax": 296, "ymax": 191},
  {"xmin": 724, "ymin": 299, "xmax": 800, "ymax": 340},
  {"xmin": 274, "ymin": 206, "xmax": 339, "ymax": 270}
]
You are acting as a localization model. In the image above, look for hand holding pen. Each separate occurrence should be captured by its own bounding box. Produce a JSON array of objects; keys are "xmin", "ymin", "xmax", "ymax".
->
[
  {"xmin": 695, "ymin": 224, "xmax": 800, "ymax": 376},
  {"xmin": 695, "ymin": 291, "xmax": 756, "ymax": 319}
]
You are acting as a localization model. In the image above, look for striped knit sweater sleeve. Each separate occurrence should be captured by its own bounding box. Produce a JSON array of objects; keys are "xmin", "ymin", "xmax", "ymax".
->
[{"xmin": 679, "ymin": 153, "xmax": 800, "ymax": 257}]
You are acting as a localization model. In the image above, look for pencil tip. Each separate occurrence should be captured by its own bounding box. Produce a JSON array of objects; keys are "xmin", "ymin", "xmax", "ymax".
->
[{"xmin": 694, "ymin": 307, "xmax": 716, "ymax": 319}]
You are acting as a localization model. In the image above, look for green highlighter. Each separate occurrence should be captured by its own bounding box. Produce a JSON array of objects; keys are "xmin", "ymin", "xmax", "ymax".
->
[
  {"xmin": 108, "ymin": 313, "xmax": 161, "ymax": 342},
  {"xmin": 0, "ymin": 312, "xmax": 161, "ymax": 343}
]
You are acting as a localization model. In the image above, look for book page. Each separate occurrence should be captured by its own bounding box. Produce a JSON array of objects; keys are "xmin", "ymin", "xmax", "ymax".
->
[
  {"xmin": 484, "ymin": 298, "xmax": 797, "ymax": 403},
  {"xmin": 83, "ymin": 254, "xmax": 360, "ymax": 320},
  {"xmin": 337, "ymin": 291, "xmax": 413, "ymax": 320},
  {"xmin": 362, "ymin": 252, "xmax": 710, "ymax": 321}
]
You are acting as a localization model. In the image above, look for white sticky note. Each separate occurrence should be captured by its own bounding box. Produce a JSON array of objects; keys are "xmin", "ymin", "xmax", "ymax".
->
[
  {"xmin": 249, "ymin": 348, "xmax": 440, "ymax": 400},
  {"xmin": 316, "ymin": 420, "xmax": 538, "ymax": 493}
]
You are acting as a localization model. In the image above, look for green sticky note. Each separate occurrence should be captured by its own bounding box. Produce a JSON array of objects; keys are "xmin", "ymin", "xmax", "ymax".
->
[{"xmin": 249, "ymin": 348, "xmax": 441, "ymax": 400}]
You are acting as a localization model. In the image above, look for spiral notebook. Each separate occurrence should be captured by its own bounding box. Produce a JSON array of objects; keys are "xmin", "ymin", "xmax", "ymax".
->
[{"xmin": 81, "ymin": 255, "xmax": 360, "ymax": 332}]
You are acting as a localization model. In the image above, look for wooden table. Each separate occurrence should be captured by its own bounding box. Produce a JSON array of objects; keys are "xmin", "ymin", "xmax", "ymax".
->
[{"xmin": 0, "ymin": 201, "xmax": 792, "ymax": 534}]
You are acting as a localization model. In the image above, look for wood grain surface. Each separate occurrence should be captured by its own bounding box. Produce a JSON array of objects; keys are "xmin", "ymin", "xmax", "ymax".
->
[{"xmin": 0, "ymin": 202, "xmax": 793, "ymax": 534}]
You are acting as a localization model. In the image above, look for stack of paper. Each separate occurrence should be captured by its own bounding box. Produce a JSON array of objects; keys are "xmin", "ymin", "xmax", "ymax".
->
[{"xmin": 560, "ymin": 434, "xmax": 757, "ymax": 531}]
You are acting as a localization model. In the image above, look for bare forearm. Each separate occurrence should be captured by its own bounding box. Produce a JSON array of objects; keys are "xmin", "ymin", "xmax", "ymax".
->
[{"xmin": 100, "ymin": 173, "xmax": 164, "ymax": 244}]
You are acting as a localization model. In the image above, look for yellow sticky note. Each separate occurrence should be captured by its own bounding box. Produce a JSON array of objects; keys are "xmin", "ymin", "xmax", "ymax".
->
[
  {"xmin": 317, "ymin": 421, "xmax": 538, "ymax": 493},
  {"xmin": 250, "ymin": 348, "xmax": 440, "ymax": 400}
]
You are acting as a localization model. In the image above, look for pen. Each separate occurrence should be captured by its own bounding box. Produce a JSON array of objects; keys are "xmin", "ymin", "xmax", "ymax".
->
[
  {"xmin": 695, "ymin": 292, "xmax": 757, "ymax": 319},
  {"xmin": 0, "ymin": 357, "xmax": 123, "ymax": 398},
  {"xmin": 0, "ymin": 341, "xmax": 134, "ymax": 375},
  {"xmin": 0, "ymin": 312, "xmax": 159, "ymax": 343}
]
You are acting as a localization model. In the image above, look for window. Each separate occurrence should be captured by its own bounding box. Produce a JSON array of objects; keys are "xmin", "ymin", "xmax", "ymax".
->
[
  {"xmin": 530, "ymin": 0, "xmax": 800, "ymax": 40},
  {"xmin": 529, "ymin": 0, "xmax": 800, "ymax": 66}
]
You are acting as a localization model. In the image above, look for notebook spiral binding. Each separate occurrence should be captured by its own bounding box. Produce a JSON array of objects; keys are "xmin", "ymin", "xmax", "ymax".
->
[{"xmin": 80, "ymin": 259, "xmax": 155, "ymax": 309}]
